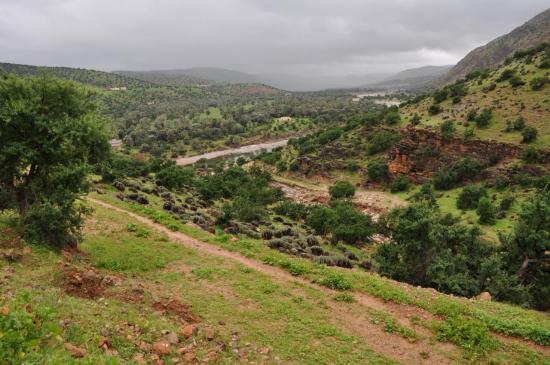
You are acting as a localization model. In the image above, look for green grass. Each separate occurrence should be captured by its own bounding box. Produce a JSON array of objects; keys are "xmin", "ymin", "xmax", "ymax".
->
[{"xmin": 90, "ymin": 189, "xmax": 550, "ymax": 348}]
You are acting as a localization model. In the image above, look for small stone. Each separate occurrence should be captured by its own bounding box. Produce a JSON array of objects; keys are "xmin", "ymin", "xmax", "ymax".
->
[
  {"xmin": 205, "ymin": 327, "xmax": 216, "ymax": 341},
  {"xmin": 180, "ymin": 324, "xmax": 197, "ymax": 339},
  {"xmin": 165, "ymin": 331, "xmax": 179, "ymax": 344},
  {"xmin": 183, "ymin": 352, "xmax": 197, "ymax": 363},
  {"xmin": 133, "ymin": 353, "xmax": 146, "ymax": 364},
  {"xmin": 152, "ymin": 341, "xmax": 172, "ymax": 355},
  {"xmin": 476, "ymin": 291, "xmax": 492, "ymax": 301},
  {"xmin": 65, "ymin": 342, "xmax": 87, "ymax": 358}
]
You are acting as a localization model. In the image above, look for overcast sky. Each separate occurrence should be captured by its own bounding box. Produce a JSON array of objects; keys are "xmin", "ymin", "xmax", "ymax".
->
[{"xmin": 1, "ymin": 0, "xmax": 548, "ymax": 76}]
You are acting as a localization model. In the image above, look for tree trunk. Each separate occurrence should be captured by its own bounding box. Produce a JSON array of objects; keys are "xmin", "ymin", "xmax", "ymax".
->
[{"xmin": 16, "ymin": 188, "xmax": 28, "ymax": 219}]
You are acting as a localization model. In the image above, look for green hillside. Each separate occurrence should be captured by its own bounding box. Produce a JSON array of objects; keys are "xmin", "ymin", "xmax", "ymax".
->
[{"xmin": 401, "ymin": 44, "xmax": 550, "ymax": 147}]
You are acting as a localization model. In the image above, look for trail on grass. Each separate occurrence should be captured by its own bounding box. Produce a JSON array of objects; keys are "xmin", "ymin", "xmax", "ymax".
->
[{"xmin": 89, "ymin": 198, "xmax": 458, "ymax": 364}]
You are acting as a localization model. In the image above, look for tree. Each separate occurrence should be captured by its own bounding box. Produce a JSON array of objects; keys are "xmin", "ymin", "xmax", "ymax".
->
[
  {"xmin": 500, "ymin": 189, "xmax": 550, "ymax": 310},
  {"xmin": 521, "ymin": 127, "xmax": 538, "ymax": 143},
  {"xmin": 367, "ymin": 160, "xmax": 388, "ymax": 182},
  {"xmin": 329, "ymin": 181, "xmax": 356, "ymax": 200},
  {"xmin": 457, "ymin": 185, "xmax": 487, "ymax": 210},
  {"xmin": 440, "ymin": 120, "xmax": 455, "ymax": 143},
  {"xmin": 477, "ymin": 198, "xmax": 496, "ymax": 225},
  {"xmin": 374, "ymin": 202, "xmax": 493, "ymax": 296},
  {"xmin": 0, "ymin": 75, "xmax": 109, "ymax": 246},
  {"xmin": 390, "ymin": 175, "xmax": 410, "ymax": 193},
  {"xmin": 156, "ymin": 164, "xmax": 194, "ymax": 190}
]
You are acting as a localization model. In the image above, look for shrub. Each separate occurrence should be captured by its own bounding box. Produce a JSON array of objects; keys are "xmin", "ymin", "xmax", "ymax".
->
[
  {"xmin": 367, "ymin": 160, "xmax": 388, "ymax": 182},
  {"xmin": 512, "ymin": 116, "xmax": 525, "ymax": 130},
  {"xmin": 156, "ymin": 165, "xmax": 194, "ymax": 190},
  {"xmin": 477, "ymin": 198, "xmax": 496, "ymax": 225},
  {"xmin": 308, "ymin": 206, "xmax": 337, "ymax": 235},
  {"xmin": 508, "ymin": 75, "xmax": 525, "ymax": 88},
  {"xmin": 428, "ymin": 104, "xmax": 443, "ymax": 115},
  {"xmin": 390, "ymin": 175, "xmax": 410, "ymax": 193},
  {"xmin": 318, "ymin": 128, "xmax": 343, "ymax": 145},
  {"xmin": 318, "ymin": 273, "xmax": 352, "ymax": 290},
  {"xmin": 433, "ymin": 167, "xmax": 457, "ymax": 190},
  {"xmin": 374, "ymin": 202, "xmax": 494, "ymax": 297},
  {"xmin": 457, "ymin": 185, "xmax": 487, "ymax": 210},
  {"xmin": 367, "ymin": 131, "xmax": 399, "ymax": 155},
  {"xmin": 521, "ymin": 146, "xmax": 539, "ymax": 163},
  {"xmin": 499, "ymin": 195, "xmax": 515, "ymax": 211},
  {"xmin": 521, "ymin": 126, "xmax": 538, "ymax": 143},
  {"xmin": 440, "ymin": 120, "xmax": 455, "ymax": 143},
  {"xmin": 466, "ymin": 110, "xmax": 477, "ymax": 122},
  {"xmin": 273, "ymin": 201, "xmax": 309, "ymax": 220},
  {"xmin": 410, "ymin": 113, "xmax": 421, "ymax": 126},
  {"xmin": 433, "ymin": 89, "xmax": 449, "ymax": 103},
  {"xmin": 497, "ymin": 69, "xmax": 515, "ymax": 82},
  {"xmin": 530, "ymin": 76, "xmax": 548, "ymax": 91},
  {"xmin": 475, "ymin": 108, "xmax": 492, "ymax": 128},
  {"xmin": 384, "ymin": 111, "xmax": 401, "ymax": 125},
  {"xmin": 463, "ymin": 127, "xmax": 475, "ymax": 140},
  {"xmin": 410, "ymin": 183, "xmax": 436, "ymax": 205},
  {"xmin": 329, "ymin": 181, "xmax": 356, "ymax": 200},
  {"xmin": 435, "ymin": 316, "xmax": 497, "ymax": 355}
]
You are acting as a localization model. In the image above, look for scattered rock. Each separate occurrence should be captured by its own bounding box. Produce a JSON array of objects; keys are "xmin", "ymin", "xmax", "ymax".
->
[
  {"xmin": 476, "ymin": 291, "xmax": 492, "ymax": 301},
  {"xmin": 133, "ymin": 353, "xmax": 146, "ymax": 364},
  {"xmin": 152, "ymin": 341, "xmax": 172, "ymax": 355},
  {"xmin": 180, "ymin": 324, "xmax": 198, "ymax": 339},
  {"xmin": 205, "ymin": 327, "xmax": 216, "ymax": 341},
  {"xmin": 65, "ymin": 343, "xmax": 87, "ymax": 358},
  {"xmin": 165, "ymin": 331, "xmax": 179, "ymax": 344}
]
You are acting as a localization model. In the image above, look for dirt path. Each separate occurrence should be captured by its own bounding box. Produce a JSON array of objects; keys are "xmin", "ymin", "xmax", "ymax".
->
[{"xmin": 88, "ymin": 198, "xmax": 459, "ymax": 364}]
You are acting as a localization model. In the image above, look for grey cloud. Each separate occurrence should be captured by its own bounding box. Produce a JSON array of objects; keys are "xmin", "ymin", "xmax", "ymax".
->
[{"xmin": 0, "ymin": 0, "xmax": 548, "ymax": 77}]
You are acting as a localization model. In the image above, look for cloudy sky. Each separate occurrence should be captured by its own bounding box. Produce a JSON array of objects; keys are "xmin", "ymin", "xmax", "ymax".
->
[{"xmin": 1, "ymin": 0, "xmax": 548, "ymax": 77}]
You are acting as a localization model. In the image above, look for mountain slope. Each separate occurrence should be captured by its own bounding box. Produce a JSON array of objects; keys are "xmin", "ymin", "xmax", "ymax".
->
[
  {"xmin": 440, "ymin": 8, "xmax": 550, "ymax": 84},
  {"xmin": 0, "ymin": 62, "xmax": 150, "ymax": 89},
  {"xmin": 371, "ymin": 65, "xmax": 453, "ymax": 90},
  {"xmin": 401, "ymin": 44, "xmax": 550, "ymax": 147}
]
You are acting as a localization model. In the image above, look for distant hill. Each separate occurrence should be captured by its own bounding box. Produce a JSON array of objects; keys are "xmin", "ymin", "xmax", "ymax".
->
[
  {"xmin": 114, "ymin": 70, "xmax": 209, "ymax": 86},
  {"xmin": 369, "ymin": 65, "xmax": 453, "ymax": 90},
  {"xmin": 440, "ymin": 8, "xmax": 550, "ymax": 84},
  {"xmin": 0, "ymin": 62, "xmax": 149, "ymax": 89},
  {"xmin": 165, "ymin": 67, "xmax": 259, "ymax": 84}
]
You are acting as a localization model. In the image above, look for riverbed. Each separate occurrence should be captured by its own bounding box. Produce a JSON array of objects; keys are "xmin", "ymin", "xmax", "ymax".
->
[{"xmin": 175, "ymin": 139, "xmax": 289, "ymax": 166}]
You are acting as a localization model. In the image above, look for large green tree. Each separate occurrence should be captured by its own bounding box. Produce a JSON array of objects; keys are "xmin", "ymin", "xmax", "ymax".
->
[{"xmin": 0, "ymin": 74, "xmax": 109, "ymax": 246}]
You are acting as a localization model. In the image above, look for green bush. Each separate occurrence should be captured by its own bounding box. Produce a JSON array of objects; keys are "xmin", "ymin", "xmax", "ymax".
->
[
  {"xmin": 329, "ymin": 181, "xmax": 356, "ymax": 200},
  {"xmin": 367, "ymin": 131, "xmax": 399, "ymax": 155},
  {"xmin": 435, "ymin": 316, "xmax": 497, "ymax": 355},
  {"xmin": 512, "ymin": 116, "xmax": 526, "ymax": 130},
  {"xmin": 410, "ymin": 183, "xmax": 436, "ymax": 205},
  {"xmin": 318, "ymin": 273, "xmax": 352, "ymax": 290},
  {"xmin": 475, "ymin": 108, "xmax": 492, "ymax": 128},
  {"xmin": 428, "ymin": 104, "xmax": 443, "ymax": 115},
  {"xmin": 389, "ymin": 175, "xmax": 410, "ymax": 193},
  {"xmin": 433, "ymin": 167, "xmax": 457, "ymax": 190},
  {"xmin": 521, "ymin": 126, "xmax": 538, "ymax": 143},
  {"xmin": 367, "ymin": 160, "xmax": 388, "ymax": 182},
  {"xmin": 521, "ymin": 146, "xmax": 539, "ymax": 163},
  {"xmin": 440, "ymin": 120, "xmax": 455, "ymax": 143},
  {"xmin": 273, "ymin": 201, "xmax": 309, "ymax": 220},
  {"xmin": 457, "ymin": 185, "xmax": 487, "ymax": 210},
  {"xmin": 476, "ymin": 198, "xmax": 496, "ymax": 225},
  {"xmin": 156, "ymin": 165, "xmax": 194, "ymax": 190},
  {"xmin": 530, "ymin": 76, "xmax": 548, "ymax": 91},
  {"xmin": 508, "ymin": 75, "xmax": 525, "ymax": 88},
  {"xmin": 497, "ymin": 69, "xmax": 515, "ymax": 82}
]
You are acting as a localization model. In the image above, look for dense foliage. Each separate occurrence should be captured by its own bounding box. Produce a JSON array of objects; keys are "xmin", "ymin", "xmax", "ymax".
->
[{"xmin": 0, "ymin": 74, "xmax": 109, "ymax": 246}]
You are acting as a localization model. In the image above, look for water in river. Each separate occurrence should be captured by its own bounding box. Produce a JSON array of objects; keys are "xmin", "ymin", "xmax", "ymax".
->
[{"xmin": 175, "ymin": 139, "xmax": 288, "ymax": 166}]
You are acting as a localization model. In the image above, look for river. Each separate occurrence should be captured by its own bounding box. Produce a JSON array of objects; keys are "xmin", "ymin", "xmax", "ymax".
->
[{"xmin": 175, "ymin": 139, "xmax": 289, "ymax": 166}]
